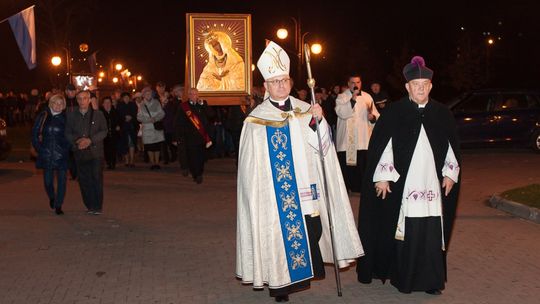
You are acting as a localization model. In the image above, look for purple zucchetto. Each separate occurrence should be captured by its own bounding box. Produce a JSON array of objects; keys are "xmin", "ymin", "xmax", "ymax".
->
[{"xmin": 402, "ymin": 56, "xmax": 433, "ymax": 82}]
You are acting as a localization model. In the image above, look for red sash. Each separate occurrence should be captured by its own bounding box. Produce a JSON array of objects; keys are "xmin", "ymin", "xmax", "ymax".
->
[{"xmin": 180, "ymin": 102, "xmax": 212, "ymax": 145}]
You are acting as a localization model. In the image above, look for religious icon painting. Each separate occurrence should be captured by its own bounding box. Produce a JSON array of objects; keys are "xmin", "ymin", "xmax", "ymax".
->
[{"xmin": 186, "ymin": 13, "xmax": 252, "ymax": 105}]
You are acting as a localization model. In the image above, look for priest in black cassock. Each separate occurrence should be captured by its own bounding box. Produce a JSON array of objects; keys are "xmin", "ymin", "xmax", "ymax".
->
[{"xmin": 356, "ymin": 56, "xmax": 461, "ymax": 295}]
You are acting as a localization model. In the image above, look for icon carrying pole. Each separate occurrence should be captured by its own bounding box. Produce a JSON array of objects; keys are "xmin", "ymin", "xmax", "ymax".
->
[{"xmin": 304, "ymin": 43, "xmax": 343, "ymax": 297}]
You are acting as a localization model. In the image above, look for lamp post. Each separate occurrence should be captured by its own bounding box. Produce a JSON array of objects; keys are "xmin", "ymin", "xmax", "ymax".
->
[
  {"xmin": 50, "ymin": 56, "xmax": 62, "ymax": 88},
  {"xmin": 63, "ymin": 45, "xmax": 72, "ymax": 84},
  {"xmin": 276, "ymin": 17, "xmax": 322, "ymax": 82},
  {"xmin": 50, "ymin": 45, "xmax": 72, "ymax": 86},
  {"xmin": 486, "ymin": 38, "xmax": 494, "ymax": 83}
]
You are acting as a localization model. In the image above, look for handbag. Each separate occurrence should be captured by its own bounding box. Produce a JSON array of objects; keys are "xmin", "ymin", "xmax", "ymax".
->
[
  {"xmin": 144, "ymin": 104, "xmax": 164, "ymax": 130},
  {"xmin": 30, "ymin": 111, "xmax": 48, "ymax": 158}
]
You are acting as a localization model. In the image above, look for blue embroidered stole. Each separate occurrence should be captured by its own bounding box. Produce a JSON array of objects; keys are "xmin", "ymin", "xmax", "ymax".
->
[{"xmin": 266, "ymin": 124, "xmax": 313, "ymax": 283}]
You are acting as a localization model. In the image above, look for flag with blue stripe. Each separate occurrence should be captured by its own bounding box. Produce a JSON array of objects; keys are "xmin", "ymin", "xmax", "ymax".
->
[{"xmin": 8, "ymin": 6, "xmax": 36, "ymax": 70}]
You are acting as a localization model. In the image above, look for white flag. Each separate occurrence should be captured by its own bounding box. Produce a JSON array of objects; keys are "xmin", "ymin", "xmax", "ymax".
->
[{"xmin": 8, "ymin": 6, "xmax": 37, "ymax": 70}]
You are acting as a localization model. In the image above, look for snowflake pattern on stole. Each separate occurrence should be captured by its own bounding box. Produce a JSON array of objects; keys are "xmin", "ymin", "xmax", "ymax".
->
[{"xmin": 266, "ymin": 124, "xmax": 312, "ymax": 282}]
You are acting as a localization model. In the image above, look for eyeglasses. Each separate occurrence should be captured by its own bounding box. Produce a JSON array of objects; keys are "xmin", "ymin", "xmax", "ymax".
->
[{"xmin": 266, "ymin": 78, "xmax": 290, "ymax": 86}]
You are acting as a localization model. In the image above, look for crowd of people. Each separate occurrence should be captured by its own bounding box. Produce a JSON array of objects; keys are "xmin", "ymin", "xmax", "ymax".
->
[{"xmin": 10, "ymin": 39, "xmax": 460, "ymax": 302}]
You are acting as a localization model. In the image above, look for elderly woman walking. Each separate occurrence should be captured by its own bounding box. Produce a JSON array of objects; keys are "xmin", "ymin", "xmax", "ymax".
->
[
  {"xmin": 137, "ymin": 87, "xmax": 165, "ymax": 170},
  {"xmin": 31, "ymin": 94, "xmax": 71, "ymax": 215}
]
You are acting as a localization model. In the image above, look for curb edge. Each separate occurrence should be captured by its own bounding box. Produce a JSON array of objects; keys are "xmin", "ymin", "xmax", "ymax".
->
[{"xmin": 489, "ymin": 195, "xmax": 540, "ymax": 224}]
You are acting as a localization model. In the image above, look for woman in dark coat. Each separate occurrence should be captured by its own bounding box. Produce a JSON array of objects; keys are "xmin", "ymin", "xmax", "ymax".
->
[
  {"xmin": 100, "ymin": 96, "xmax": 120, "ymax": 169},
  {"xmin": 31, "ymin": 94, "xmax": 71, "ymax": 215},
  {"xmin": 116, "ymin": 92, "xmax": 139, "ymax": 167}
]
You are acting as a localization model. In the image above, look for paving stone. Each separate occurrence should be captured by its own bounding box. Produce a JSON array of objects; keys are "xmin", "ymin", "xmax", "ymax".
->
[{"xmin": 0, "ymin": 151, "xmax": 539, "ymax": 303}]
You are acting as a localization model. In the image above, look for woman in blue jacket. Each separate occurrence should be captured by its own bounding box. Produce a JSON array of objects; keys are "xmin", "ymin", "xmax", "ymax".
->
[{"xmin": 31, "ymin": 94, "xmax": 71, "ymax": 215}]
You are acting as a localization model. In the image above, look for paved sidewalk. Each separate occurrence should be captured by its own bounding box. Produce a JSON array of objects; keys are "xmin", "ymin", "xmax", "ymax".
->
[{"xmin": 0, "ymin": 150, "xmax": 539, "ymax": 303}]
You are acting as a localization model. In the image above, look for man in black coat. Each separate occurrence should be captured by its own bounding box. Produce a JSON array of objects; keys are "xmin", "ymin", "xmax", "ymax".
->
[
  {"xmin": 356, "ymin": 56, "xmax": 461, "ymax": 295},
  {"xmin": 173, "ymin": 88, "xmax": 212, "ymax": 184}
]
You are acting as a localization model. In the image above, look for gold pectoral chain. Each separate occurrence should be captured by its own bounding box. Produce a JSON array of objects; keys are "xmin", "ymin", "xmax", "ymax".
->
[{"xmin": 245, "ymin": 108, "xmax": 311, "ymax": 127}]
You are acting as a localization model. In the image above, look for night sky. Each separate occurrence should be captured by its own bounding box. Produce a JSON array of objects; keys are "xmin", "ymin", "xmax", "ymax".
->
[{"xmin": 2, "ymin": 0, "xmax": 540, "ymax": 99}]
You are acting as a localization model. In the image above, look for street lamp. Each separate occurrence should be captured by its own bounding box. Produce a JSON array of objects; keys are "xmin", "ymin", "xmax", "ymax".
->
[
  {"xmin": 276, "ymin": 16, "xmax": 323, "ymax": 81},
  {"xmin": 50, "ymin": 56, "xmax": 62, "ymax": 88},
  {"xmin": 50, "ymin": 45, "xmax": 72, "ymax": 84},
  {"xmin": 310, "ymin": 43, "xmax": 322, "ymax": 55},
  {"xmin": 79, "ymin": 43, "xmax": 89, "ymax": 53},
  {"xmin": 486, "ymin": 37, "xmax": 494, "ymax": 83},
  {"xmin": 276, "ymin": 28, "xmax": 288, "ymax": 40},
  {"xmin": 51, "ymin": 56, "xmax": 62, "ymax": 66}
]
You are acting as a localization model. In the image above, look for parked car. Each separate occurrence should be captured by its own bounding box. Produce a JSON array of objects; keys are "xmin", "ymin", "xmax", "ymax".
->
[
  {"xmin": 448, "ymin": 89, "xmax": 540, "ymax": 152},
  {"xmin": 0, "ymin": 118, "xmax": 10, "ymax": 160}
]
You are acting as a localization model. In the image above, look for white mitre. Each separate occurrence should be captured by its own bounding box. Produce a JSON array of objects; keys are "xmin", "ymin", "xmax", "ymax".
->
[{"xmin": 257, "ymin": 41, "xmax": 290, "ymax": 80}]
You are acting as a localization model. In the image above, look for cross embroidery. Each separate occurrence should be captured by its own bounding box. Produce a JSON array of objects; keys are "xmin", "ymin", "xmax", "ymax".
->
[
  {"xmin": 281, "ymin": 182, "xmax": 291, "ymax": 191},
  {"xmin": 378, "ymin": 162, "xmax": 395, "ymax": 172},
  {"xmin": 286, "ymin": 211, "xmax": 296, "ymax": 221},
  {"xmin": 277, "ymin": 151, "xmax": 286, "ymax": 161}
]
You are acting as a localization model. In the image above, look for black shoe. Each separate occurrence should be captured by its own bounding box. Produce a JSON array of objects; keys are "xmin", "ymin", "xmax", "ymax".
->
[
  {"xmin": 49, "ymin": 199, "xmax": 54, "ymax": 209},
  {"xmin": 425, "ymin": 289, "xmax": 442, "ymax": 295},
  {"xmin": 275, "ymin": 295, "xmax": 289, "ymax": 302},
  {"xmin": 55, "ymin": 208, "xmax": 64, "ymax": 215}
]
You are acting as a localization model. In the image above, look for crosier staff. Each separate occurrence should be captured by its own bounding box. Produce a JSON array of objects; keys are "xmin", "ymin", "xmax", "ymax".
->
[{"xmin": 304, "ymin": 43, "xmax": 343, "ymax": 297}]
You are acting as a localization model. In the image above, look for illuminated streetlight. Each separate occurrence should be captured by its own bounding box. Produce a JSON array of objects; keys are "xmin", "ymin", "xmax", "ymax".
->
[
  {"xmin": 276, "ymin": 28, "xmax": 288, "ymax": 40},
  {"xmin": 310, "ymin": 43, "xmax": 322, "ymax": 55},
  {"xmin": 79, "ymin": 43, "xmax": 89, "ymax": 52},
  {"xmin": 51, "ymin": 45, "xmax": 73, "ymax": 85},
  {"xmin": 276, "ymin": 17, "xmax": 323, "ymax": 80},
  {"xmin": 51, "ymin": 56, "xmax": 62, "ymax": 66},
  {"xmin": 485, "ymin": 38, "xmax": 495, "ymax": 82},
  {"xmin": 115, "ymin": 63, "xmax": 123, "ymax": 71}
]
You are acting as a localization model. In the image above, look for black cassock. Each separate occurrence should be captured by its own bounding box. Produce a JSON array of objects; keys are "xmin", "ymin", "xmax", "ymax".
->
[{"xmin": 356, "ymin": 97, "xmax": 461, "ymax": 293}]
